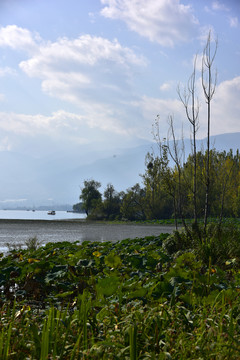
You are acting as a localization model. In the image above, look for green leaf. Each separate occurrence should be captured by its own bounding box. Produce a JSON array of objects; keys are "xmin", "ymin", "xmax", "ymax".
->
[
  {"xmin": 55, "ymin": 291, "xmax": 74, "ymax": 298},
  {"xmin": 96, "ymin": 307, "xmax": 109, "ymax": 322},
  {"xmin": 45, "ymin": 265, "xmax": 68, "ymax": 284},
  {"xmin": 128, "ymin": 287, "xmax": 147, "ymax": 299},
  {"xmin": 97, "ymin": 275, "xmax": 120, "ymax": 297},
  {"xmin": 104, "ymin": 253, "xmax": 122, "ymax": 268}
]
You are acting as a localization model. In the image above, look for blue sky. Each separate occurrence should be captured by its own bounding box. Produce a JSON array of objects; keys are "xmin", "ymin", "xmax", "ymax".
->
[{"xmin": 0, "ymin": 0, "xmax": 239, "ymax": 158}]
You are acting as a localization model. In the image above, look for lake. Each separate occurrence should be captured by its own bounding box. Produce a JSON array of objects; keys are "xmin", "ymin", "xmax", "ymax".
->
[
  {"xmin": 0, "ymin": 210, "xmax": 175, "ymax": 253},
  {"xmin": 0, "ymin": 210, "xmax": 86, "ymax": 221}
]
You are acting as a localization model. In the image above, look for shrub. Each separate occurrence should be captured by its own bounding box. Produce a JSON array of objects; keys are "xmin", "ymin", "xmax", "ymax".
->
[{"xmin": 25, "ymin": 236, "xmax": 42, "ymax": 251}]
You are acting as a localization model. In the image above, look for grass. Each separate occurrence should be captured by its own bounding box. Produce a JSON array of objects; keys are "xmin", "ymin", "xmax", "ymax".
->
[{"xmin": 0, "ymin": 224, "xmax": 240, "ymax": 358}]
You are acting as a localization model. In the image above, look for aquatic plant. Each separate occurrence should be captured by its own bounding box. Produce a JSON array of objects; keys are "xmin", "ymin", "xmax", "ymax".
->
[{"xmin": 0, "ymin": 228, "xmax": 240, "ymax": 358}]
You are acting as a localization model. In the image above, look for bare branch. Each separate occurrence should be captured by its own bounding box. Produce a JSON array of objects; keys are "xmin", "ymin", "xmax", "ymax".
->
[{"xmin": 202, "ymin": 30, "xmax": 218, "ymax": 103}]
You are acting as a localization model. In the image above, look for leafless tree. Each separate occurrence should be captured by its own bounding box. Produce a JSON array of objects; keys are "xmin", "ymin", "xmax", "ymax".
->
[
  {"xmin": 202, "ymin": 31, "xmax": 218, "ymax": 230},
  {"xmin": 178, "ymin": 55, "xmax": 200, "ymax": 225},
  {"xmin": 167, "ymin": 115, "xmax": 191, "ymax": 236},
  {"xmin": 151, "ymin": 116, "xmax": 178, "ymax": 230}
]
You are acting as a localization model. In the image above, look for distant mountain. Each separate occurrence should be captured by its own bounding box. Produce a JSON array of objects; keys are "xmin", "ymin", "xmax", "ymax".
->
[{"xmin": 0, "ymin": 132, "xmax": 239, "ymax": 208}]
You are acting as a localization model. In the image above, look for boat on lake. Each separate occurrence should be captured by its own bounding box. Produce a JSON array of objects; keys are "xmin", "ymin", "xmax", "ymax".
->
[{"xmin": 47, "ymin": 210, "xmax": 56, "ymax": 215}]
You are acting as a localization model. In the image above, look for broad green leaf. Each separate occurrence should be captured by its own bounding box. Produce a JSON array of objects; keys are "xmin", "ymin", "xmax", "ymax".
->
[
  {"xmin": 97, "ymin": 275, "xmax": 120, "ymax": 297},
  {"xmin": 104, "ymin": 253, "xmax": 122, "ymax": 268}
]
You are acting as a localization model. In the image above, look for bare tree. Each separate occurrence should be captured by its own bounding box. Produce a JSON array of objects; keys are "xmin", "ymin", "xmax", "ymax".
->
[
  {"xmin": 167, "ymin": 115, "xmax": 191, "ymax": 236},
  {"xmin": 178, "ymin": 55, "xmax": 200, "ymax": 225},
  {"xmin": 151, "ymin": 116, "xmax": 178, "ymax": 230},
  {"xmin": 202, "ymin": 31, "xmax": 218, "ymax": 230}
]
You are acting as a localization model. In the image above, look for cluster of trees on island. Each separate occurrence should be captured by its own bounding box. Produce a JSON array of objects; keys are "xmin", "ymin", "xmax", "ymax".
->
[
  {"xmin": 73, "ymin": 148, "xmax": 240, "ymax": 223},
  {"xmin": 74, "ymin": 32, "xmax": 240, "ymax": 227}
]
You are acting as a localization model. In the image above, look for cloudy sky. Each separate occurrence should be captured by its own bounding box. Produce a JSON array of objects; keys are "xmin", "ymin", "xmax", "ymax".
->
[{"xmin": 0, "ymin": 0, "xmax": 239, "ymax": 158}]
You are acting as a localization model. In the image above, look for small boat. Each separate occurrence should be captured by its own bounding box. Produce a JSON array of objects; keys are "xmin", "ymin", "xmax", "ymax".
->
[{"xmin": 47, "ymin": 210, "xmax": 56, "ymax": 215}]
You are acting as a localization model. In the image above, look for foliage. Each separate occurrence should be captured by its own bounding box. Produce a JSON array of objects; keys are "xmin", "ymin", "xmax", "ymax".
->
[
  {"xmin": 101, "ymin": 183, "xmax": 122, "ymax": 220},
  {"xmin": 1, "ymin": 225, "xmax": 240, "ymax": 358},
  {"xmin": 79, "ymin": 179, "xmax": 102, "ymax": 216},
  {"xmin": 72, "ymin": 202, "xmax": 84, "ymax": 213},
  {"xmin": 76, "ymin": 149, "xmax": 240, "ymax": 222},
  {"xmin": 24, "ymin": 236, "xmax": 42, "ymax": 251},
  {"xmin": 120, "ymin": 183, "xmax": 146, "ymax": 221}
]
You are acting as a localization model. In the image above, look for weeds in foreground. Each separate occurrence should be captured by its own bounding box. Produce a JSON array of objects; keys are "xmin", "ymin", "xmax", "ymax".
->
[
  {"xmin": 0, "ymin": 224, "xmax": 240, "ymax": 358},
  {"xmin": 24, "ymin": 236, "xmax": 42, "ymax": 251},
  {"xmin": 6, "ymin": 236, "xmax": 42, "ymax": 253}
]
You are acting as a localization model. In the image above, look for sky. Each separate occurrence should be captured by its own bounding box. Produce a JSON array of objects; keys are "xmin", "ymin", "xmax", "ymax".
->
[{"xmin": 0, "ymin": 0, "xmax": 240, "ymax": 159}]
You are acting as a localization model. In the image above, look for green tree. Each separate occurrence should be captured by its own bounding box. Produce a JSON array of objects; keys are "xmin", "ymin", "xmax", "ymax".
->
[
  {"xmin": 182, "ymin": 149, "xmax": 240, "ymax": 220},
  {"xmin": 142, "ymin": 151, "xmax": 173, "ymax": 220},
  {"xmin": 72, "ymin": 202, "xmax": 84, "ymax": 213},
  {"xmin": 121, "ymin": 184, "xmax": 146, "ymax": 221},
  {"xmin": 102, "ymin": 183, "xmax": 122, "ymax": 220},
  {"xmin": 80, "ymin": 179, "xmax": 102, "ymax": 216}
]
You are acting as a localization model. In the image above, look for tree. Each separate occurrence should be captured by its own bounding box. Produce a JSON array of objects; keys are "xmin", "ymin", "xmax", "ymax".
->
[
  {"xmin": 142, "ymin": 116, "xmax": 179, "ymax": 224},
  {"xmin": 121, "ymin": 184, "xmax": 146, "ymax": 220},
  {"xmin": 178, "ymin": 54, "xmax": 199, "ymax": 226},
  {"xmin": 72, "ymin": 202, "xmax": 84, "ymax": 213},
  {"xmin": 103, "ymin": 183, "xmax": 122, "ymax": 220},
  {"xmin": 202, "ymin": 31, "xmax": 218, "ymax": 230},
  {"xmin": 166, "ymin": 115, "xmax": 191, "ymax": 234},
  {"xmin": 80, "ymin": 179, "xmax": 102, "ymax": 216}
]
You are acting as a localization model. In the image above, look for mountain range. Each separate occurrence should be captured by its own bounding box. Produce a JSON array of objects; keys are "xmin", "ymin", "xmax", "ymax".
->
[{"xmin": 0, "ymin": 132, "xmax": 239, "ymax": 209}]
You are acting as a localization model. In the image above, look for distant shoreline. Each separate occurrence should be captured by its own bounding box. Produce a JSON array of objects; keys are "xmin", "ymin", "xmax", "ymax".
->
[{"xmin": 0, "ymin": 218, "xmax": 87, "ymax": 224}]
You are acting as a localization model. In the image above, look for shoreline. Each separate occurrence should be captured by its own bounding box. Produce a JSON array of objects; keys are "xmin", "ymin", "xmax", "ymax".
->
[
  {"xmin": 0, "ymin": 218, "xmax": 87, "ymax": 224},
  {"xmin": 0, "ymin": 218, "xmax": 177, "ymax": 226}
]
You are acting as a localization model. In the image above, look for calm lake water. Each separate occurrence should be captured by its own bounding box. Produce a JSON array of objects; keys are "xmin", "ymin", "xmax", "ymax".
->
[
  {"xmin": 0, "ymin": 211, "xmax": 174, "ymax": 253},
  {"xmin": 0, "ymin": 210, "xmax": 86, "ymax": 221}
]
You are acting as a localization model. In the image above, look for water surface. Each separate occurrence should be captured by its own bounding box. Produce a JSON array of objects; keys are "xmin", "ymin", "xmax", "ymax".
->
[
  {"xmin": 0, "ymin": 217, "xmax": 174, "ymax": 253},
  {"xmin": 0, "ymin": 210, "xmax": 85, "ymax": 221}
]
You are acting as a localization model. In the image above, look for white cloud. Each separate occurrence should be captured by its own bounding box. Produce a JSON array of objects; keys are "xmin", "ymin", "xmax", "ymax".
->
[
  {"xmin": 212, "ymin": 1, "xmax": 229, "ymax": 12},
  {"xmin": 16, "ymin": 32, "xmax": 147, "ymax": 135},
  {"xmin": 211, "ymin": 76, "xmax": 240, "ymax": 135},
  {"xmin": 160, "ymin": 82, "xmax": 173, "ymax": 91},
  {"xmin": 132, "ymin": 75, "xmax": 240, "ymax": 141},
  {"xmin": 1, "ymin": 28, "xmax": 147, "ymax": 116},
  {"xmin": 0, "ymin": 25, "xmax": 40, "ymax": 53},
  {"xmin": 19, "ymin": 34, "xmax": 146, "ymax": 103},
  {"xmin": 20, "ymin": 34, "xmax": 145, "ymax": 75},
  {"xmin": 0, "ymin": 107, "xmax": 130, "ymax": 149},
  {"xmin": 0, "ymin": 107, "xmax": 144, "ymax": 158},
  {"xmin": 0, "ymin": 110, "xmax": 84, "ymax": 136},
  {"xmin": 0, "ymin": 66, "xmax": 16, "ymax": 77},
  {"xmin": 100, "ymin": 0, "xmax": 199, "ymax": 46},
  {"xmin": 229, "ymin": 16, "xmax": 239, "ymax": 28},
  {"xmin": 0, "ymin": 27, "xmax": 149, "ymax": 142},
  {"xmin": 204, "ymin": 6, "xmax": 212, "ymax": 13},
  {"xmin": 0, "ymin": 136, "xmax": 12, "ymax": 151},
  {"xmin": 179, "ymin": 75, "xmax": 240, "ymax": 138}
]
